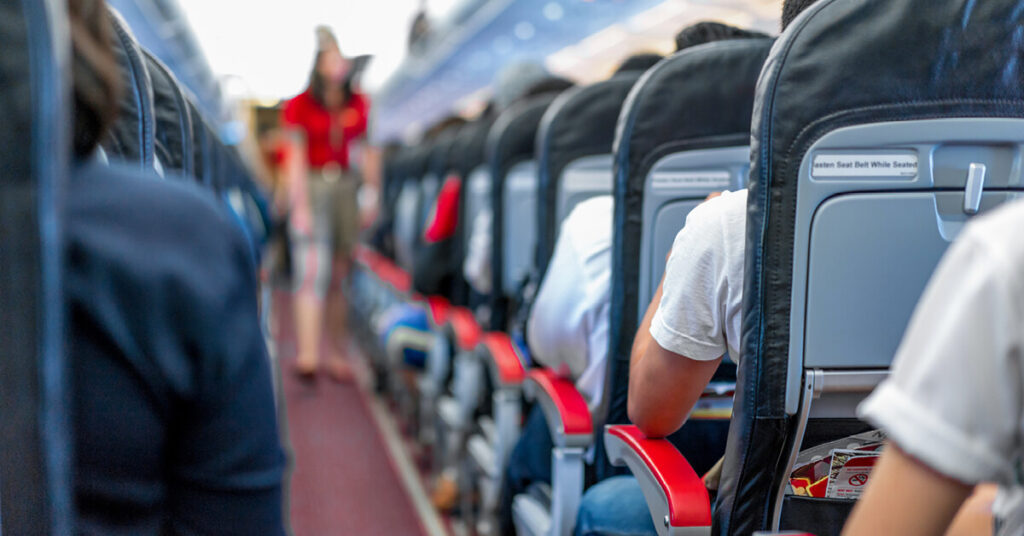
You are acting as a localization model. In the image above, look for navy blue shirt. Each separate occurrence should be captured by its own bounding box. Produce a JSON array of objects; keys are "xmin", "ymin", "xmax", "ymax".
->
[{"xmin": 65, "ymin": 163, "xmax": 286, "ymax": 535}]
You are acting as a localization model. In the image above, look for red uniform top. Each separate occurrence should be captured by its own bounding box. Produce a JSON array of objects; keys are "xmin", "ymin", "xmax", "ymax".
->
[{"xmin": 281, "ymin": 90, "xmax": 369, "ymax": 169}]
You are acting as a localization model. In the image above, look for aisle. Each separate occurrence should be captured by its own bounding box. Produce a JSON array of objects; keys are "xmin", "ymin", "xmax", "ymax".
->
[{"xmin": 274, "ymin": 295, "xmax": 428, "ymax": 536}]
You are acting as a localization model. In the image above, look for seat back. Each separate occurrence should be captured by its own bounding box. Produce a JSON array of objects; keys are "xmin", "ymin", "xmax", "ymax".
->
[
  {"xmin": 187, "ymin": 99, "xmax": 211, "ymax": 187},
  {"xmin": 595, "ymin": 39, "xmax": 773, "ymax": 481},
  {"xmin": 534, "ymin": 74, "xmax": 643, "ymax": 277},
  {"xmin": 143, "ymin": 50, "xmax": 194, "ymax": 178},
  {"xmin": 102, "ymin": 8, "xmax": 156, "ymax": 171},
  {"xmin": 487, "ymin": 94, "xmax": 561, "ymax": 331},
  {"xmin": 726, "ymin": 2, "xmax": 1024, "ymax": 533},
  {"xmin": 0, "ymin": 0, "xmax": 73, "ymax": 531},
  {"xmin": 393, "ymin": 144, "xmax": 431, "ymax": 272},
  {"xmin": 449, "ymin": 116, "xmax": 496, "ymax": 306}
]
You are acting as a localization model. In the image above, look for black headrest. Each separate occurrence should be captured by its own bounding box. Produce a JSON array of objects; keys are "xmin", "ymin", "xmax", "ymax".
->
[
  {"xmin": 143, "ymin": 50, "xmax": 194, "ymax": 178},
  {"xmin": 486, "ymin": 93, "xmax": 560, "ymax": 331},
  {"xmin": 615, "ymin": 53, "xmax": 663, "ymax": 75},
  {"xmin": 402, "ymin": 143, "xmax": 434, "ymax": 183},
  {"xmin": 535, "ymin": 72, "xmax": 642, "ymax": 276},
  {"xmin": 0, "ymin": 0, "xmax": 72, "ymax": 531},
  {"xmin": 101, "ymin": 8, "xmax": 155, "ymax": 170},
  {"xmin": 186, "ymin": 98, "xmax": 209, "ymax": 186},
  {"xmin": 595, "ymin": 38, "xmax": 774, "ymax": 482},
  {"xmin": 449, "ymin": 115, "xmax": 496, "ymax": 178},
  {"xmin": 426, "ymin": 128, "xmax": 461, "ymax": 178},
  {"xmin": 725, "ymin": 1, "xmax": 1024, "ymax": 533}
]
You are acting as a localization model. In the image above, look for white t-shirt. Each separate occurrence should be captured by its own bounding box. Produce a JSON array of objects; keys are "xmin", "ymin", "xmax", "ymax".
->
[
  {"xmin": 858, "ymin": 198, "xmax": 1024, "ymax": 535},
  {"xmin": 650, "ymin": 189, "xmax": 748, "ymax": 364},
  {"xmin": 463, "ymin": 208, "xmax": 493, "ymax": 295},
  {"xmin": 527, "ymin": 195, "xmax": 613, "ymax": 408}
]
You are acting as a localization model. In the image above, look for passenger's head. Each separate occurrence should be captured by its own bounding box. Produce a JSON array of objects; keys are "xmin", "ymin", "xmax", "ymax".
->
[
  {"xmin": 493, "ymin": 62, "xmax": 550, "ymax": 110},
  {"xmin": 782, "ymin": 0, "xmax": 819, "ymax": 31},
  {"xmin": 674, "ymin": 21, "xmax": 769, "ymax": 51},
  {"xmin": 68, "ymin": 0, "xmax": 121, "ymax": 160},
  {"xmin": 309, "ymin": 26, "xmax": 352, "ymax": 108},
  {"xmin": 614, "ymin": 53, "xmax": 663, "ymax": 75}
]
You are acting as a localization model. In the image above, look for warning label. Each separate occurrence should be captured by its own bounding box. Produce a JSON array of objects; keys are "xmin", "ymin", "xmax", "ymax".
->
[
  {"xmin": 651, "ymin": 170, "xmax": 732, "ymax": 191},
  {"xmin": 811, "ymin": 153, "xmax": 918, "ymax": 179}
]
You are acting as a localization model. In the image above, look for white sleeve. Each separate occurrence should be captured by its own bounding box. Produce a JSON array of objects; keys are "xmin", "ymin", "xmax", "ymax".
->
[
  {"xmin": 462, "ymin": 209, "xmax": 492, "ymax": 295},
  {"xmin": 527, "ymin": 222, "xmax": 589, "ymax": 379},
  {"xmin": 858, "ymin": 230, "xmax": 1022, "ymax": 485},
  {"xmin": 649, "ymin": 201, "xmax": 731, "ymax": 361}
]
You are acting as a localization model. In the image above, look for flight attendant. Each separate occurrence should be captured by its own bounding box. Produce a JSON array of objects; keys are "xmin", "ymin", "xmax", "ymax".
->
[{"xmin": 282, "ymin": 26, "xmax": 369, "ymax": 381}]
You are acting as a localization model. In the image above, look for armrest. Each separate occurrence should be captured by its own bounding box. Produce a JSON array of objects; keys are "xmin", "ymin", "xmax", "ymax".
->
[
  {"xmin": 604, "ymin": 425, "xmax": 711, "ymax": 534},
  {"xmin": 523, "ymin": 369, "xmax": 592, "ymax": 448},
  {"xmin": 425, "ymin": 295, "xmax": 451, "ymax": 328},
  {"xmin": 447, "ymin": 306, "xmax": 482, "ymax": 351},
  {"xmin": 476, "ymin": 332, "xmax": 526, "ymax": 387}
]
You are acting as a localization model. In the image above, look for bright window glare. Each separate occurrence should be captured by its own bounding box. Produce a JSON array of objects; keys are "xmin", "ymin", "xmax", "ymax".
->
[{"xmin": 175, "ymin": 0, "xmax": 462, "ymax": 101}]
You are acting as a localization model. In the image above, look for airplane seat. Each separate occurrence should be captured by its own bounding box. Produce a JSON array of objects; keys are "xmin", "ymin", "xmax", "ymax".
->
[
  {"xmin": 514, "ymin": 39, "xmax": 772, "ymax": 536},
  {"xmin": 533, "ymin": 71, "xmax": 645, "ymax": 280},
  {"xmin": 393, "ymin": 144, "xmax": 431, "ymax": 274},
  {"xmin": 142, "ymin": 50, "xmax": 194, "ymax": 179},
  {"xmin": 491, "ymin": 94, "xmax": 563, "ymax": 332},
  {"xmin": 101, "ymin": 7, "xmax": 156, "ymax": 172},
  {"xmin": 605, "ymin": 1, "xmax": 1024, "ymax": 534},
  {"xmin": 418, "ymin": 118, "xmax": 497, "ymax": 450},
  {"xmin": 413, "ymin": 128, "xmax": 462, "ymax": 297},
  {"xmin": 0, "ymin": 0, "xmax": 73, "ymax": 531}
]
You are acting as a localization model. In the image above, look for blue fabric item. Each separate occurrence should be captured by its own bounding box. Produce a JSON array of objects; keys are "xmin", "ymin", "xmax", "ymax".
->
[
  {"xmin": 500, "ymin": 405, "xmax": 553, "ymax": 534},
  {"xmin": 575, "ymin": 476, "xmax": 656, "ymax": 536},
  {"xmin": 66, "ymin": 162, "xmax": 286, "ymax": 535},
  {"xmin": 380, "ymin": 303, "xmax": 431, "ymax": 369}
]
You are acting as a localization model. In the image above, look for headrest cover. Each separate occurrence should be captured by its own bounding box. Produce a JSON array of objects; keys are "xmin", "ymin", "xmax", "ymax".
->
[
  {"xmin": 449, "ymin": 115, "xmax": 496, "ymax": 177},
  {"xmin": 101, "ymin": 8, "xmax": 155, "ymax": 169},
  {"xmin": 535, "ymin": 72, "xmax": 642, "ymax": 274},
  {"xmin": 143, "ymin": 51, "xmax": 193, "ymax": 178},
  {"xmin": 486, "ymin": 93, "xmax": 560, "ymax": 184}
]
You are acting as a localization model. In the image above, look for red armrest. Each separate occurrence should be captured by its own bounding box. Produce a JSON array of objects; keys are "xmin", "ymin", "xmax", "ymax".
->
[
  {"xmin": 525, "ymin": 369, "xmax": 592, "ymax": 448},
  {"xmin": 448, "ymin": 307, "xmax": 482, "ymax": 351},
  {"xmin": 477, "ymin": 332, "xmax": 526, "ymax": 386},
  {"xmin": 604, "ymin": 425, "xmax": 711, "ymax": 530},
  {"xmin": 426, "ymin": 295, "xmax": 451, "ymax": 327}
]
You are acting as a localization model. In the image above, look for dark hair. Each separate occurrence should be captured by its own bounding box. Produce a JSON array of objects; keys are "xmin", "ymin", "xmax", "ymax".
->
[
  {"xmin": 675, "ymin": 21, "xmax": 770, "ymax": 52},
  {"xmin": 309, "ymin": 49, "xmax": 353, "ymax": 109},
  {"xmin": 68, "ymin": 0, "xmax": 121, "ymax": 159},
  {"xmin": 521, "ymin": 76, "xmax": 575, "ymax": 100},
  {"xmin": 782, "ymin": 0, "xmax": 819, "ymax": 31},
  {"xmin": 615, "ymin": 53, "xmax": 663, "ymax": 75}
]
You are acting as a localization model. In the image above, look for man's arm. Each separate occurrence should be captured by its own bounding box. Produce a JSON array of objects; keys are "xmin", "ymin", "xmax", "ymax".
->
[
  {"xmin": 843, "ymin": 443, "xmax": 972, "ymax": 536},
  {"xmin": 628, "ymin": 271, "xmax": 721, "ymax": 439}
]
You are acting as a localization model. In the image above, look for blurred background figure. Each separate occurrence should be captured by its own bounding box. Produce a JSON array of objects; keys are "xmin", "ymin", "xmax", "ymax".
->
[{"xmin": 281, "ymin": 26, "xmax": 370, "ymax": 382}]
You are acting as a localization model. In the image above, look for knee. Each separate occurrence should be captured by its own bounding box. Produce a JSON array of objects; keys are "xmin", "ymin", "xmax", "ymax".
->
[{"xmin": 575, "ymin": 476, "xmax": 656, "ymax": 536}]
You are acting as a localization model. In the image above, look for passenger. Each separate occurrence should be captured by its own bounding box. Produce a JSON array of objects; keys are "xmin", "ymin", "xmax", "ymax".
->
[
  {"xmin": 496, "ymin": 24, "xmax": 767, "ymax": 536},
  {"xmin": 282, "ymin": 26, "xmax": 370, "ymax": 382},
  {"xmin": 65, "ymin": 0, "xmax": 285, "ymax": 533},
  {"xmin": 570, "ymin": 4, "xmax": 818, "ymax": 535},
  {"xmin": 842, "ymin": 200, "xmax": 1024, "ymax": 534}
]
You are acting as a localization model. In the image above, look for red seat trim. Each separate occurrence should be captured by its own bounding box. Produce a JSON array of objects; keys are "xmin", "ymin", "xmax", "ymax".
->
[
  {"xmin": 607, "ymin": 425, "xmax": 712, "ymax": 527},
  {"xmin": 527, "ymin": 369, "xmax": 592, "ymax": 437},
  {"xmin": 448, "ymin": 307, "xmax": 482, "ymax": 350},
  {"xmin": 479, "ymin": 332, "xmax": 525, "ymax": 385}
]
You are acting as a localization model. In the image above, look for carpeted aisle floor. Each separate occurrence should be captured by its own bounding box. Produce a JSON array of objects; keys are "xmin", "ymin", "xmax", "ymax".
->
[{"xmin": 274, "ymin": 293, "xmax": 426, "ymax": 536}]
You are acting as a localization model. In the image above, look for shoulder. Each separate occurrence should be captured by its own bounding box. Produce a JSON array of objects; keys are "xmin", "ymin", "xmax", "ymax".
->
[
  {"xmin": 67, "ymin": 163, "xmax": 252, "ymax": 284},
  {"xmin": 562, "ymin": 195, "xmax": 614, "ymax": 248}
]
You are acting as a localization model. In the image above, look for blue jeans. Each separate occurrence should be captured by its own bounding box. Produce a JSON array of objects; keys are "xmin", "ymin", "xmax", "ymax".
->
[
  {"xmin": 500, "ymin": 405, "xmax": 553, "ymax": 534},
  {"xmin": 575, "ymin": 476, "xmax": 656, "ymax": 536}
]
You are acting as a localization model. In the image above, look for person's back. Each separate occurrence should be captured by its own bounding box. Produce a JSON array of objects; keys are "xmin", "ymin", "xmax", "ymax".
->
[{"xmin": 68, "ymin": 162, "xmax": 286, "ymax": 535}]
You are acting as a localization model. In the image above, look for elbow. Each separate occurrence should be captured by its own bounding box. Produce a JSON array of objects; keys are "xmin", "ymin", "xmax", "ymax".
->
[{"xmin": 628, "ymin": 391, "xmax": 675, "ymax": 439}]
